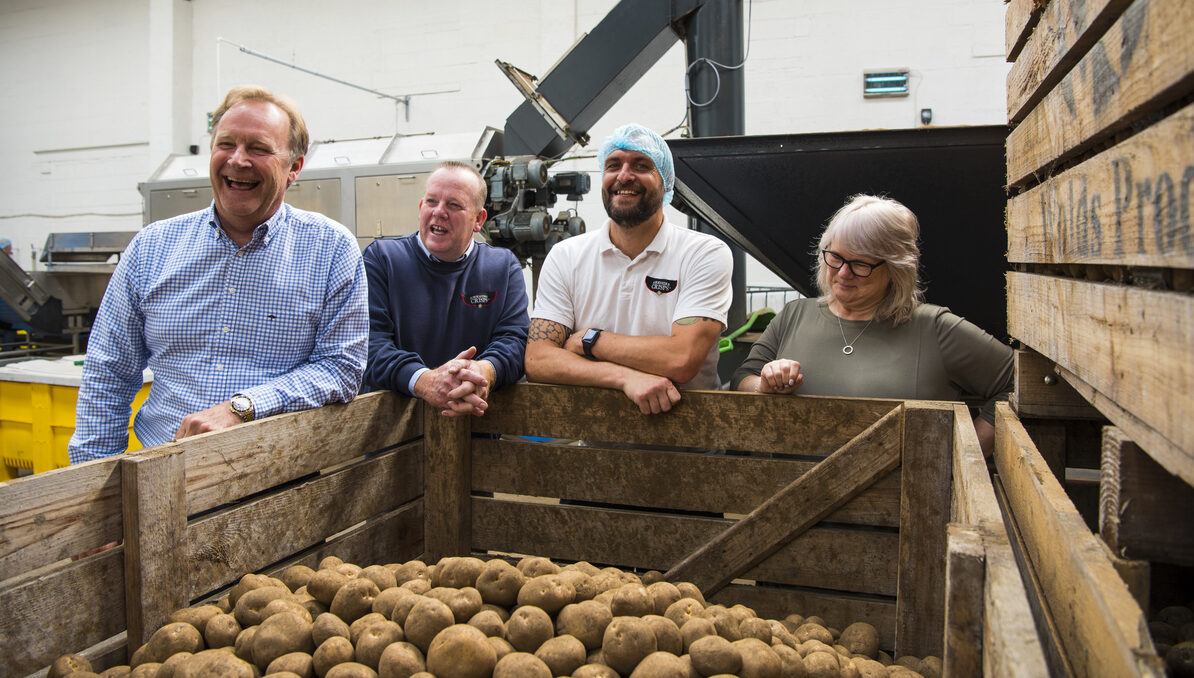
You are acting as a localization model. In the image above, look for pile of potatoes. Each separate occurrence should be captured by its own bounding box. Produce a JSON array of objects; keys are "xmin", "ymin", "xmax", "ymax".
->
[
  {"xmin": 1147, "ymin": 602, "xmax": 1194, "ymax": 677},
  {"xmin": 51, "ymin": 554, "xmax": 942, "ymax": 678}
]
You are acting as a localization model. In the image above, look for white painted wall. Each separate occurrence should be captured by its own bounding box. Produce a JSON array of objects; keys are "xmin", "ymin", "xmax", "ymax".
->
[{"xmin": 0, "ymin": 0, "xmax": 1010, "ymax": 290}]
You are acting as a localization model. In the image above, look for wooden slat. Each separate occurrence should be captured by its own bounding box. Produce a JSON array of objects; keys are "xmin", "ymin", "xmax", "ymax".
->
[
  {"xmin": 1007, "ymin": 101, "xmax": 1194, "ymax": 268},
  {"xmin": 473, "ymin": 498, "xmax": 899, "ymax": 596},
  {"xmin": 994, "ymin": 403, "xmax": 1165, "ymax": 677},
  {"xmin": 1100, "ymin": 426, "xmax": 1194, "ymax": 565},
  {"xmin": 473, "ymin": 438, "xmax": 900, "ymax": 527},
  {"xmin": 0, "ymin": 458, "xmax": 122, "ymax": 580},
  {"xmin": 982, "ymin": 539, "xmax": 1052, "ymax": 677},
  {"xmin": 1007, "ymin": 0, "xmax": 1194, "ymax": 188},
  {"xmin": 1012, "ymin": 350, "xmax": 1103, "ymax": 419},
  {"xmin": 896, "ymin": 402, "xmax": 953, "ymax": 658},
  {"xmin": 185, "ymin": 443, "xmax": 423, "ymax": 598},
  {"xmin": 711, "ymin": 583, "xmax": 896, "ymax": 652},
  {"xmin": 664, "ymin": 406, "xmax": 903, "ymax": 595},
  {"xmin": 1007, "ymin": 272, "xmax": 1194, "ymax": 483},
  {"xmin": 944, "ymin": 524, "xmax": 985, "ymax": 678},
  {"xmin": 1005, "ymin": 0, "xmax": 1042, "ymax": 63},
  {"xmin": 424, "ymin": 403, "xmax": 470, "ymax": 562},
  {"xmin": 121, "ymin": 448, "xmax": 186, "ymax": 648},
  {"xmin": 951, "ymin": 404, "xmax": 1002, "ymax": 529},
  {"xmin": 268, "ymin": 502, "xmax": 424, "ymax": 576},
  {"xmin": 1007, "ymin": 0, "xmax": 1133, "ymax": 123},
  {"xmin": 0, "ymin": 549, "xmax": 125, "ymax": 678},
  {"xmin": 178, "ymin": 391, "xmax": 420, "ymax": 514},
  {"xmin": 478, "ymin": 383, "xmax": 899, "ymax": 457}
]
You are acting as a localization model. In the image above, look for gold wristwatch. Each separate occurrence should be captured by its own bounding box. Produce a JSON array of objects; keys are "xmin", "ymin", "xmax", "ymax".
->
[{"xmin": 230, "ymin": 394, "xmax": 255, "ymax": 422}]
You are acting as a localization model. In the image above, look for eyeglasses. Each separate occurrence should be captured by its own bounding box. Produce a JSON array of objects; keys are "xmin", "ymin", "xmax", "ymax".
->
[{"xmin": 822, "ymin": 249, "xmax": 886, "ymax": 277}]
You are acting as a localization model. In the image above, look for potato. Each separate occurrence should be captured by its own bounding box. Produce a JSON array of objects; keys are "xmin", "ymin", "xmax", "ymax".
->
[
  {"xmin": 706, "ymin": 606, "xmax": 742, "ymax": 642},
  {"xmin": 266, "ymin": 651, "xmax": 315, "ymax": 677},
  {"xmin": 493, "ymin": 651, "xmax": 552, "ymax": 678},
  {"xmin": 772, "ymin": 644, "xmax": 805, "ymax": 677},
  {"xmin": 403, "ymin": 596, "xmax": 455, "ymax": 653},
  {"xmin": 488, "ymin": 636, "xmax": 516, "ymax": 661},
  {"xmin": 534, "ymin": 634, "xmax": 587, "ymax": 676},
  {"xmin": 336, "ymin": 563, "xmax": 363, "ymax": 578},
  {"xmin": 392, "ymin": 560, "xmax": 430, "ymax": 585},
  {"xmin": 359, "ymin": 565, "xmax": 398, "ymax": 592},
  {"xmin": 690, "ymin": 634, "xmax": 741, "ymax": 676},
  {"xmin": 234, "ymin": 626, "xmax": 257, "ymax": 662},
  {"xmin": 637, "ymin": 614, "xmax": 681, "ymax": 655},
  {"xmin": 517, "ymin": 574, "xmax": 576, "ymax": 615},
  {"xmin": 432, "ymin": 556, "xmax": 487, "ymax": 588},
  {"xmin": 308, "ymin": 570, "xmax": 352, "ymax": 607},
  {"xmin": 372, "ymin": 586, "xmax": 412, "ymax": 618},
  {"xmin": 389, "ymin": 593, "xmax": 424, "ymax": 626},
  {"xmin": 591, "ymin": 573, "xmax": 624, "ymax": 596},
  {"xmin": 557, "ymin": 569, "xmax": 598, "ymax": 602},
  {"xmin": 355, "ymin": 620, "xmax": 404, "ymax": 669},
  {"xmin": 204, "ymin": 613, "xmax": 242, "ymax": 648},
  {"xmin": 349, "ymin": 613, "xmax": 389, "ymax": 645},
  {"xmin": 734, "ymin": 637, "xmax": 781, "ymax": 678},
  {"xmin": 319, "ymin": 556, "xmax": 345, "ymax": 570},
  {"xmin": 229, "ymin": 573, "xmax": 287, "ymax": 608},
  {"xmin": 557, "ymin": 600, "xmax": 614, "ymax": 651},
  {"xmin": 425, "ymin": 624, "xmax": 497, "ymax": 678},
  {"xmin": 141, "ymin": 622, "xmax": 205, "ymax": 664},
  {"xmin": 1161, "ymin": 606, "xmax": 1194, "ymax": 628},
  {"xmin": 838, "ymin": 622, "xmax": 879, "ymax": 658},
  {"xmin": 262, "ymin": 597, "xmax": 315, "ymax": 624},
  {"xmin": 1167, "ymin": 641, "xmax": 1194, "ymax": 678},
  {"xmin": 854, "ymin": 656, "xmax": 888, "ymax": 678},
  {"xmin": 917, "ymin": 656, "xmax": 943, "ymax": 678},
  {"xmin": 629, "ymin": 651, "xmax": 689, "ymax": 677},
  {"xmin": 283, "ymin": 565, "xmax": 317, "ymax": 593},
  {"xmin": 664, "ymin": 597, "xmax": 706, "ymax": 629},
  {"xmin": 572, "ymin": 664, "xmax": 620, "ymax": 678},
  {"xmin": 377, "ymin": 641, "xmax": 425, "ymax": 678},
  {"xmin": 129, "ymin": 663, "xmax": 161, "ymax": 678},
  {"xmin": 49, "ymin": 654, "xmax": 92, "ymax": 678},
  {"xmin": 506, "ymin": 604, "xmax": 555, "ymax": 653},
  {"xmin": 235, "ymin": 586, "xmax": 294, "ymax": 627},
  {"xmin": 170, "ymin": 605, "xmax": 224, "ymax": 636},
  {"xmin": 401, "ymin": 578, "xmax": 431, "ymax": 594},
  {"xmin": 158, "ymin": 651, "xmax": 193, "ymax": 678},
  {"xmin": 602, "ymin": 616, "xmax": 658, "ymax": 676},
  {"xmin": 803, "ymin": 651, "xmax": 840, "ymax": 678},
  {"xmin": 476, "ymin": 559, "xmax": 526, "ymax": 608},
  {"xmin": 564, "ymin": 561, "xmax": 601, "ymax": 577},
  {"xmin": 331, "ymin": 578, "xmax": 381, "ymax": 624},
  {"xmin": 253, "ymin": 611, "xmax": 314, "ymax": 670},
  {"xmin": 781, "ymin": 614, "xmax": 804, "ymax": 633},
  {"xmin": 610, "ymin": 583, "xmax": 653, "ymax": 618},
  {"xmin": 324, "ymin": 662, "xmax": 378, "ymax": 678},
  {"xmin": 794, "ymin": 623, "xmax": 834, "ymax": 645},
  {"xmin": 467, "ymin": 609, "xmax": 506, "ymax": 637},
  {"xmin": 768, "ymin": 620, "xmax": 797, "ymax": 649},
  {"xmin": 313, "ymin": 612, "xmax": 351, "ymax": 647},
  {"xmin": 675, "ymin": 582, "xmax": 705, "ymax": 605},
  {"xmin": 797, "ymin": 639, "xmax": 835, "ymax": 657},
  {"xmin": 646, "ymin": 581, "xmax": 681, "ymax": 616},
  {"xmin": 516, "ymin": 556, "xmax": 560, "ymax": 578},
  {"xmin": 99, "ymin": 667, "xmax": 132, "ymax": 678},
  {"xmin": 314, "ymin": 635, "xmax": 355, "ymax": 675},
  {"xmin": 174, "ymin": 649, "xmax": 257, "ymax": 678},
  {"xmin": 681, "ymin": 616, "xmax": 717, "ymax": 653},
  {"xmin": 425, "ymin": 585, "xmax": 483, "ymax": 623}
]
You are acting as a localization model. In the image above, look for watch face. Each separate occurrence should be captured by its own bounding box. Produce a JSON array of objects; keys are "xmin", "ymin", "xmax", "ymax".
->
[{"xmin": 232, "ymin": 396, "xmax": 249, "ymax": 412}]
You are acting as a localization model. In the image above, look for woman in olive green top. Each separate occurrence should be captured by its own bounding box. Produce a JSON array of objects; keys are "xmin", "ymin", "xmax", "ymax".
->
[{"xmin": 732, "ymin": 194, "xmax": 1013, "ymax": 454}]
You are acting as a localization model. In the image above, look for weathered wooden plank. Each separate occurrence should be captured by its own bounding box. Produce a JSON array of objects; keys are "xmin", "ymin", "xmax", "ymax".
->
[
  {"xmin": 121, "ymin": 449, "xmax": 186, "ymax": 648},
  {"xmin": 1100, "ymin": 426, "xmax": 1194, "ymax": 565},
  {"xmin": 185, "ymin": 443, "xmax": 423, "ymax": 597},
  {"xmin": 982, "ymin": 539, "xmax": 1052, "ymax": 677},
  {"xmin": 0, "ymin": 458, "xmax": 122, "ymax": 581},
  {"xmin": 264, "ymin": 502, "xmax": 424, "ymax": 577},
  {"xmin": 424, "ymin": 403, "xmax": 470, "ymax": 562},
  {"xmin": 1012, "ymin": 350, "xmax": 1104, "ymax": 419},
  {"xmin": 472, "ymin": 498, "xmax": 900, "ymax": 596},
  {"xmin": 179, "ymin": 391, "xmax": 421, "ymax": 515},
  {"xmin": 896, "ymin": 402, "xmax": 954, "ymax": 658},
  {"xmin": 944, "ymin": 524, "xmax": 984, "ymax": 678},
  {"xmin": 952, "ymin": 404, "xmax": 1002, "ymax": 529},
  {"xmin": 0, "ymin": 548, "xmax": 125, "ymax": 678},
  {"xmin": 711, "ymin": 583, "xmax": 896, "ymax": 652},
  {"xmin": 1007, "ymin": 102, "xmax": 1194, "ymax": 268},
  {"xmin": 1007, "ymin": 272, "xmax": 1194, "ymax": 483},
  {"xmin": 1007, "ymin": 0, "xmax": 1194, "ymax": 187},
  {"xmin": 1006, "ymin": 0, "xmax": 1043, "ymax": 63},
  {"xmin": 473, "ymin": 438, "xmax": 901, "ymax": 527},
  {"xmin": 478, "ymin": 383, "xmax": 899, "ymax": 457},
  {"xmin": 1008, "ymin": 0, "xmax": 1134, "ymax": 122},
  {"xmin": 664, "ymin": 406, "xmax": 903, "ymax": 596},
  {"xmin": 994, "ymin": 403, "xmax": 1165, "ymax": 677}
]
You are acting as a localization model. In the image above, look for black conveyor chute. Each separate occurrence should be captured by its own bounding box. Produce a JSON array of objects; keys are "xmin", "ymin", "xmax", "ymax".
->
[
  {"xmin": 502, "ymin": 0, "xmax": 702, "ymax": 158},
  {"xmin": 669, "ymin": 126, "xmax": 1011, "ymax": 340}
]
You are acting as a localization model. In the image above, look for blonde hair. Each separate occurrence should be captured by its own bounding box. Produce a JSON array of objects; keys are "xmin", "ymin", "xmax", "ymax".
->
[
  {"xmin": 814, "ymin": 194, "xmax": 923, "ymax": 325},
  {"xmin": 210, "ymin": 85, "xmax": 309, "ymax": 161}
]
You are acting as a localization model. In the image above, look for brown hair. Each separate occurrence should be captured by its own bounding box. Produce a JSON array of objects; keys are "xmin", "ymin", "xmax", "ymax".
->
[
  {"xmin": 210, "ymin": 85, "xmax": 310, "ymax": 160},
  {"xmin": 435, "ymin": 161, "xmax": 488, "ymax": 212}
]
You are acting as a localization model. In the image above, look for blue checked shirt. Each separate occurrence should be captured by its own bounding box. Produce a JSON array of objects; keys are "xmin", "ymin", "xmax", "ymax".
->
[{"xmin": 68, "ymin": 203, "xmax": 368, "ymax": 462}]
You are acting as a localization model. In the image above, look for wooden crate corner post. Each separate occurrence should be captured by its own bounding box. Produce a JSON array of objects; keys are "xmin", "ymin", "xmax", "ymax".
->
[{"xmin": 422, "ymin": 402, "xmax": 472, "ymax": 561}]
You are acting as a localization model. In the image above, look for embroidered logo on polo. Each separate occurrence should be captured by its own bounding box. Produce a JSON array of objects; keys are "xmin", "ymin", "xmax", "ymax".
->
[
  {"xmin": 644, "ymin": 276, "xmax": 678, "ymax": 294},
  {"xmin": 462, "ymin": 291, "xmax": 497, "ymax": 307}
]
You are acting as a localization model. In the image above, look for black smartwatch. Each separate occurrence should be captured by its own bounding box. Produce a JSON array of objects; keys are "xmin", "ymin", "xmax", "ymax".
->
[{"xmin": 581, "ymin": 328, "xmax": 603, "ymax": 360}]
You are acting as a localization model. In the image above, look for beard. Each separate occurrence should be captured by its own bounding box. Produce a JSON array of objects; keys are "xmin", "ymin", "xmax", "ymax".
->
[{"xmin": 602, "ymin": 181, "xmax": 664, "ymax": 227}]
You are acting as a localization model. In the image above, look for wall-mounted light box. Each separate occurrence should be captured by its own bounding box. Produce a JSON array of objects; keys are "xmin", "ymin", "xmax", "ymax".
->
[{"xmin": 863, "ymin": 70, "xmax": 909, "ymax": 98}]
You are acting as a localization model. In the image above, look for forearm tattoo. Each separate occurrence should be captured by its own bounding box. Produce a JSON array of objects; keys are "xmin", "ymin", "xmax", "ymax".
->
[
  {"xmin": 675, "ymin": 316, "xmax": 718, "ymax": 326},
  {"xmin": 529, "ymin": 318, "xmax": 569, "ymax": 346}
]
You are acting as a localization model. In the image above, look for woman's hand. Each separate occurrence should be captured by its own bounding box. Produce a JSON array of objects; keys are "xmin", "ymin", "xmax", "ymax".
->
[{"xmin": 757, "ymin": 359, "xmax": 803, "ymax": 394}]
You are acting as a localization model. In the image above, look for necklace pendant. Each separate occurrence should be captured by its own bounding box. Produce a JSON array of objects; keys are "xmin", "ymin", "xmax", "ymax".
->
[{"xmin": 842, "ymin": 345, "xmax": 854, "ymax": 355}]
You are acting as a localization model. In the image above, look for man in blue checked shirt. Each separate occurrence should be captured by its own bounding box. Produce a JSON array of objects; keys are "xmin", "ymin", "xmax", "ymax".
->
[{"xmin": 68, "ymin": 86, "xmax": 368, "ymax": 462}]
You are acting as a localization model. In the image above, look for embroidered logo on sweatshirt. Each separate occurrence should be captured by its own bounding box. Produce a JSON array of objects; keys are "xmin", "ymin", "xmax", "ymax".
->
[
  {"xmin": 644, "ymin": 276, "xmax": 678, "ymax": 294},
  {"xmin": 462, "ymin": 291, "xmax": 496, "ymax": 307}
]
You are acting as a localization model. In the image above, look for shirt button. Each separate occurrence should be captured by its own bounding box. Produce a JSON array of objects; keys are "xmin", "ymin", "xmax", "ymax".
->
[
  {"xmin": 214, "ymin": 364, "xmax": 223, "ymax": 371},
  {"xmin": 222, "ymin": 326, "xmax": 230, "ymax": 333},
  {"xmin": 235, "ymin": 251, "xmax": 245, "ymax": 257},
  {"xmin": 228, "ymin": 287, "xmax": 236, "ymax": 295}
]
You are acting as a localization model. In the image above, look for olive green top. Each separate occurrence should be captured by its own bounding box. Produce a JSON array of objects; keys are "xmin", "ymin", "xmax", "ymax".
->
[{"xmin": 731, "ymin": 299, "xmax": 1013, "ymax": 422}]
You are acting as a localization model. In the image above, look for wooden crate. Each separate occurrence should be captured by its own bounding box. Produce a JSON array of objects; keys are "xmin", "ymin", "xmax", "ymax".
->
[{"xmin": 0, "ymin": 385, "xmax": 1042, "ymax": 676}]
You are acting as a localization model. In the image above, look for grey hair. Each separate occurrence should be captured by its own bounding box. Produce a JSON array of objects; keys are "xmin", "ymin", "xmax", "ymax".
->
[{"xmin": 814, "ymin": 194, "xmax": 923, "ymax": 325}]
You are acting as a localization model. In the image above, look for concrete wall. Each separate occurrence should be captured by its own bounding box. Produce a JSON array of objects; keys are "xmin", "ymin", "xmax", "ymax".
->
[{"xmin": 0, "ymin": 0, "xmax": 1009, "ymax": 289}]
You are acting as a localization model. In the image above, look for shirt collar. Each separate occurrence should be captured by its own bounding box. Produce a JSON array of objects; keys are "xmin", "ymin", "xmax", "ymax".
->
[
  {"xmin": 598, "ymin": 219, "xmax": 671, "ymax": 258},
  {"xmin": 415, "ymin": 233, "xmax": 474, "ymax": 262},
  {"xmin": 207, "ymin": 202, "xmax": 288, "ymax": 248}
]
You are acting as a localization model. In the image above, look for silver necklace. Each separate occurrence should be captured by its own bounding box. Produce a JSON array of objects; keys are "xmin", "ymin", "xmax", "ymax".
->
[{"xmin": 837, "ymin": 315, "xmax": 874, "ymax": 355}]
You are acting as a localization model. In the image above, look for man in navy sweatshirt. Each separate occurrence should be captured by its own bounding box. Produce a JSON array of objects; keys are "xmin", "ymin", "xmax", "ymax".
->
[{"xmin": 362, "ymin": 161, "xmax": 529, "ymax": 416}]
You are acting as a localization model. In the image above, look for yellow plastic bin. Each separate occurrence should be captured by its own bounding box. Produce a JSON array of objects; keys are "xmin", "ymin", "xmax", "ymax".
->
[{"xmin": 0, "ymin": 356, "xmax": 152, "ymax": 480}]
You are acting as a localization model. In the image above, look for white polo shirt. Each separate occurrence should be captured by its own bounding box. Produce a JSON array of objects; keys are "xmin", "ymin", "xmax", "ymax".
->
[{"xmin": 531, "ymin": 219, "xmax": 733, "ymax": 389}]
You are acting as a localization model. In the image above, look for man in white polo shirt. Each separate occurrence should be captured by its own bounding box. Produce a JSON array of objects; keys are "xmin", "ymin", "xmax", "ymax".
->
[{"xmin": 525, "ymin": 123, "xmax": 732, "ymax": 414}]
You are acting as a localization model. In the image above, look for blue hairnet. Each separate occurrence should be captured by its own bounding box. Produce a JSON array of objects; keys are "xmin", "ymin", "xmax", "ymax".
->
[
  {"xmin": 597, "ymin": 123, "xmax": 675, "ymax": 207},
  {"xmin": 0, "ymin": 238, "xmax": 10, "ymax": 250}
]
